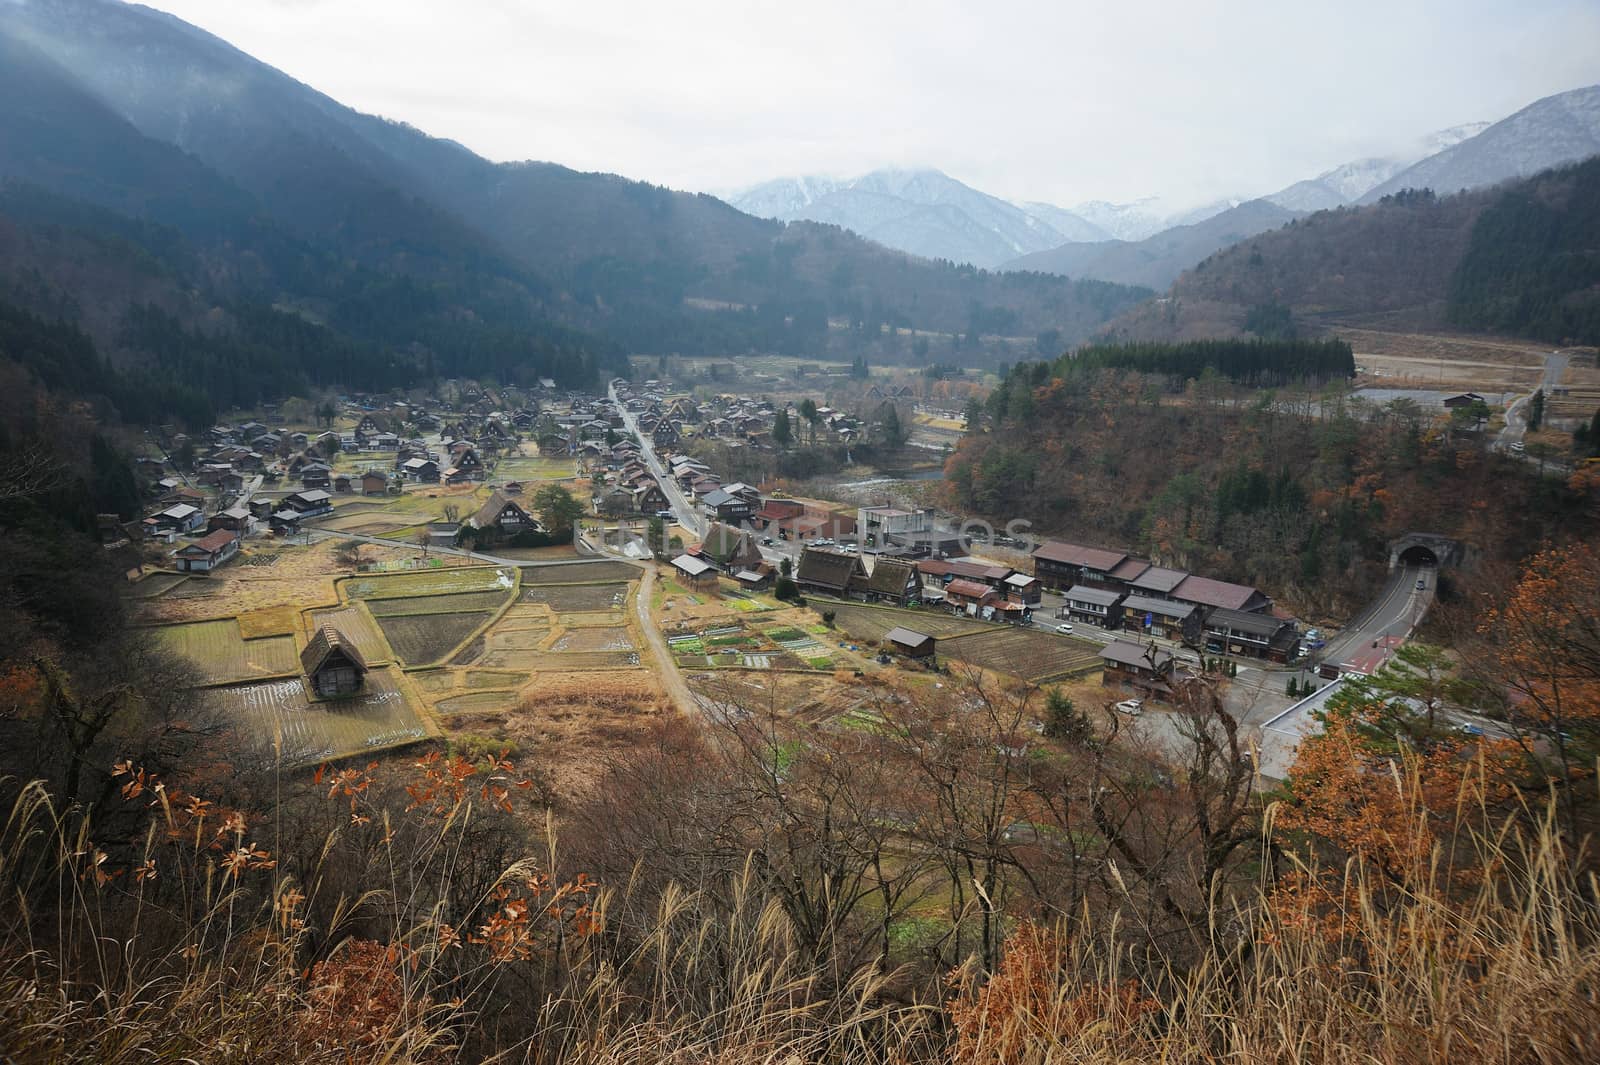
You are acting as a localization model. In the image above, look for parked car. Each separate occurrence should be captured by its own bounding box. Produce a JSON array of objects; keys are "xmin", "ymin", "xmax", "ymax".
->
[
  {"xmin": 1055, "ymin": 623, "xmax": 1074, "ymax": 634},
  {"xmin": 655, "ymin": 509, "xmax": 674, "ymax": 519},
  {"xmin": 1457, "ymin": 722, "xmax": 1486, "ymax": 737},
  {"xmin": 1114, "ymin": 699, "xmax": 1143, "ymax": 716}
]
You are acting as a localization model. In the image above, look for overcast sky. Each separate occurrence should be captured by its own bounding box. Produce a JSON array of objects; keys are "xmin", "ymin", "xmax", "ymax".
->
[{"xmin": 138, "ymin": 0, "xmax": 1600, "ymax": 210}]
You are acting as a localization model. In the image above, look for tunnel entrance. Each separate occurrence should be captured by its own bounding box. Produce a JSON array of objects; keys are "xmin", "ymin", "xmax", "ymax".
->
[
  {"xmin": 1387, "ymin": 533, "xmax": 1463, "ymax": 571},
  {"xmin": 1398, "ymin": 544, "xmax": 1438, "ymax": 567}
]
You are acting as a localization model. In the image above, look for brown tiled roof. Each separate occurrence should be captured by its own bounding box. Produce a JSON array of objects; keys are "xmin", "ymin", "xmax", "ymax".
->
[
  {"xmin": 945, "ymin": 578, "xmax": 995, "ymax": 600},
  {"xmin": 1032, "ymin": 540, "xmax": 1127, "ymax": 571},
  {"xmin": 1109, "ymin": 557, "xmax": 1151, "ymax": 581},
  {"xmin": 948, "ymin": 560, "xmax": 1012, "ymax": 582},
  {"xmin": 1172, "ymin": 575, "xmax": 1266, "ymax": 611},
  {"xmin": 1130, "ymin": 566, "xmax": 1188, "ymax": 594},
  {"xmin": 177, "ymin": 529, "xmax": 238, "ymax": 556},
  {"xmin": 300, "ymin": 625, "xmax": 370, "ymax": 677}
]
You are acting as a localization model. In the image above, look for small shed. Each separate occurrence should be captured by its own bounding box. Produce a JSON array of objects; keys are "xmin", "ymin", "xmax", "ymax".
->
[
  {"xmin": 301, "ymin": 625, "xmax": 369, "ymax": 698},
  {"xmin": 883, "ymin": 626, "xmax": 936, "ymax": 659},
  {"xmin": 734, "ymin": 568, "xmax": 774, "ymax": 592},
  {"xmin": 670, "ymin": 553, "xmax": 720, "ymax": 592}
]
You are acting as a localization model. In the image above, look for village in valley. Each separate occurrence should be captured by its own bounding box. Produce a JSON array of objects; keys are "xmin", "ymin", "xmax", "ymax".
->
[{"xmin": 111, "ymin": 353, "xmax": 1462, "ymax": 791}]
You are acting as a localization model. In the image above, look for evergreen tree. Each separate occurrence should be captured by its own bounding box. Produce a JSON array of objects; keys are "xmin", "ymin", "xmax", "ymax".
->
[
  {"xmin": 773, "ymin": 407, "xmax": 793, "ymax": 447},
  {"xmin": 1528, "ymin": 389, "xmax": 1545, "ymax": 432}
]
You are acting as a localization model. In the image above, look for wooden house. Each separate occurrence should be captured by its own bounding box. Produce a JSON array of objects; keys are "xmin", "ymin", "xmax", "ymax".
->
[
  {"xmin": 669, "ymin": 554, "xmax": 720, "ymax": 592},
  {"xmin": 796, "ymin": 547, "xmax": 865, "ymax": 598},
  {"xmin": 1099, "ymin": 640, "xmax": 1176, "ymax": 700},
  {"xmin": 883, "ymin": 627, "xmax": 935, "ymax": 659},
  {"xmin": 173, "ymin": 529, "xmax": 240, "ymax": 572},
  {"xmin": 301, "ymin": 625, "xmax": 369, "ymax": 698}
]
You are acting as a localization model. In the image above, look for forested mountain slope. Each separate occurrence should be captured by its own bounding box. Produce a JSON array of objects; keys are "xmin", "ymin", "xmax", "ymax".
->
[
  {"xmin": 1101, "ymin": 159, "xmax": 1600, "ymax": 345},
  {"xmin": 0, "ymin": 0, "xmax": 1148, "ymax": 362}
]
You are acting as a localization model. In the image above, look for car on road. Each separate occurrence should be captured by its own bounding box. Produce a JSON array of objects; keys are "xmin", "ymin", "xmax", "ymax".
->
[
  {"xmin": 1415, "ymin": 577, "xmax": 1427, "ymax": 590},
  {"xmin": 1457, "ymin": 723, "xmax": 1485, "ymax": 737},
  {"xmin": 655, "ymin": 510, "xmax": 674, "ymax": 519},
  {"xmin": 760, "ymin": 537, "xmax": 774, "ymax": 545},
  {"xmin": 1114, "ymin": 698, "xmax": 1143, "ymax": 716},
  {"xmin": 1055, "ymin": 623, "xmax": 1074, "ymax": 634}
]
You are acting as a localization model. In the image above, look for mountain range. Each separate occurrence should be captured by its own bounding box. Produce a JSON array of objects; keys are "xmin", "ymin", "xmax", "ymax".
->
[
  {"xmin": 0, "ymin": 0, "xmax": 1151, "ymax": 423},
  {"xmin": 728, "ymin": 169, "xmax": 1112, "ymax": 269},
  {"xmin": 1100, "ymin": 155, "xmax": 1600, "ymax": 348},
  {"xmin": 735, "ymin": 85, "xmax": 1600, "ymax": 289}
]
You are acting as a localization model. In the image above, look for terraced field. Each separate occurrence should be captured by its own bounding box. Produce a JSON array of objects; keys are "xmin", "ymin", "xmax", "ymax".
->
[
  {"xmin": 549, "ymin": 627, "xmax": 634, "ymax": 652},
  {"xmin": 520, "ymin": 582, "xmax": 630, "ymax": 612},
  {"xmin": 308, "ymin": 604, "xmax": 391, "ymax": 665},
  {"xmin": 126, "ymin": 573, "xmax": 189, "ymax": 598},
  {"xmin": 494, "ymin": 456, "xmax": 576, "ymax": 481},
  {"xmin": 366, "ymin": 591, "xmax": 512, "ymax": 616},
  {"xmin": 376, "ymin": 611, "xmax": 494, "ymax": 666},
  {"xmin": 939, "ymin": 629, "xmax": 1102, "ymax": 683},
  {"xmin": 521, "ymin": 561, "xmax": 639, "ymax": 584},
  {"xmin": 210, "ymin": 667, "xmax": 432, "ymax": 765},
  {"xmin": 343, "ymin": 566, "xmax": 516, "ymax": 600},
  {"xmin": 827, "ymin": 603, "xmax": 992, "ymax": 641},
  {"xmin": 153, "ymin": 620, "xmax": 299, "ymax": 686}
]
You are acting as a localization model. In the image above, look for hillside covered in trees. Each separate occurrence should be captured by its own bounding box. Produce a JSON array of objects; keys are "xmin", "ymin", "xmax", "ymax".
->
[
  {"xmin": 955, "ymin": 361, "xmax": 1597, "ymax": 617},
  {"xmin": 1102, "ymin": 158, "xmax": 1600, "ymax": 345},
  {"xmin": 0, "ymin": 1, "xmax": 1151, "ymax": 410}
]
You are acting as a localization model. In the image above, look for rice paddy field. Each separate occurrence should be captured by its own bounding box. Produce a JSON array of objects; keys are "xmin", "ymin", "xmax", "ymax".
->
[
  {"xmin": 307, "ymin": 605, "xmax": 391, "ymax": 666},
  {"xmin": 207, "ymin": 667, "xmax": 433, "ymax": 766},
  {"xmin": 520, "ymin": 561, "xmax": 640, "ymax": 584},
  {"xmin": 939, "ymin": 628, "xmax": 1102, "ymax": 683},
  {"xmin": 365, "ymin": 591, "xmax": 513, "ymax": 616},
  {"xmin": 152, "ymin": 619, "xmax": 300, "ymax": 686},
  {"xmin": 343, "ymin": 566, "xmax": 517, "ymax": 600},
  {"xmin": 376, "ymin": 611, "xmax": 495, "ymax": 666},
  {"xmin": 824, "ymin": 603, "xmax": 1100, "ymax": 683},
  {"xmin": 826, "ymin": 603, "xmax": 991, "ymax": 641},
  {"xmin": 520, "ymin": 582, "xmax": 630, "ymax": 611},
  {"xmin": 493, "ymin": 456, "xmax": 577, "ymax": 481}
]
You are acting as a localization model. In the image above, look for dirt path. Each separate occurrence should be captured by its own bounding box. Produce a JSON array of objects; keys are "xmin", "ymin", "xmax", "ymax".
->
[{"xmin": 633, "ymin": 564, "xmax": 699, "ymax": 717}]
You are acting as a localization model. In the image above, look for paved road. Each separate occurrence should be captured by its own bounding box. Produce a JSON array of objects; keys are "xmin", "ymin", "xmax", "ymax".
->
[
  {"xmin": 609, "ymin": 381, "xmax": 703, "ymax": 540},
  {"xmin": 1495, "ymin": 350, "xmax": 1570, "ymax": 454},
  {"xmin": 1317, "ymin": 562, "xmax": 1432, "ymax": 673}
]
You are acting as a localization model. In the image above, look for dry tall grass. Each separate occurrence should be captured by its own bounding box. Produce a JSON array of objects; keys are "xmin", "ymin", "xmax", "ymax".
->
[{"xmin": 1, "ymin": 764, "xmax": 1597, "ymax": 1063}]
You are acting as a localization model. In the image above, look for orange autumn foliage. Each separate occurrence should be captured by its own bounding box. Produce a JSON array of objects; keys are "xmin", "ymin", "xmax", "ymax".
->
[
  {"xmin": 947, "ymin": 922, "xmax": 1157, "ymax": 1064},
  {"xmin": 1480, "ymin": 542, "xmax": 1600, "ymax": 735},
  {"xmin": 301, "ymin": 939, "xmax": 443, "ymax": 1060}
]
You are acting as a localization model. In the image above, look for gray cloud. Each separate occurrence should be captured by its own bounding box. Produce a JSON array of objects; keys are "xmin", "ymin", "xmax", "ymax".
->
[{"xmin": 137, "ymin": 0, "xmax": 1600, "ymax": 209}]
